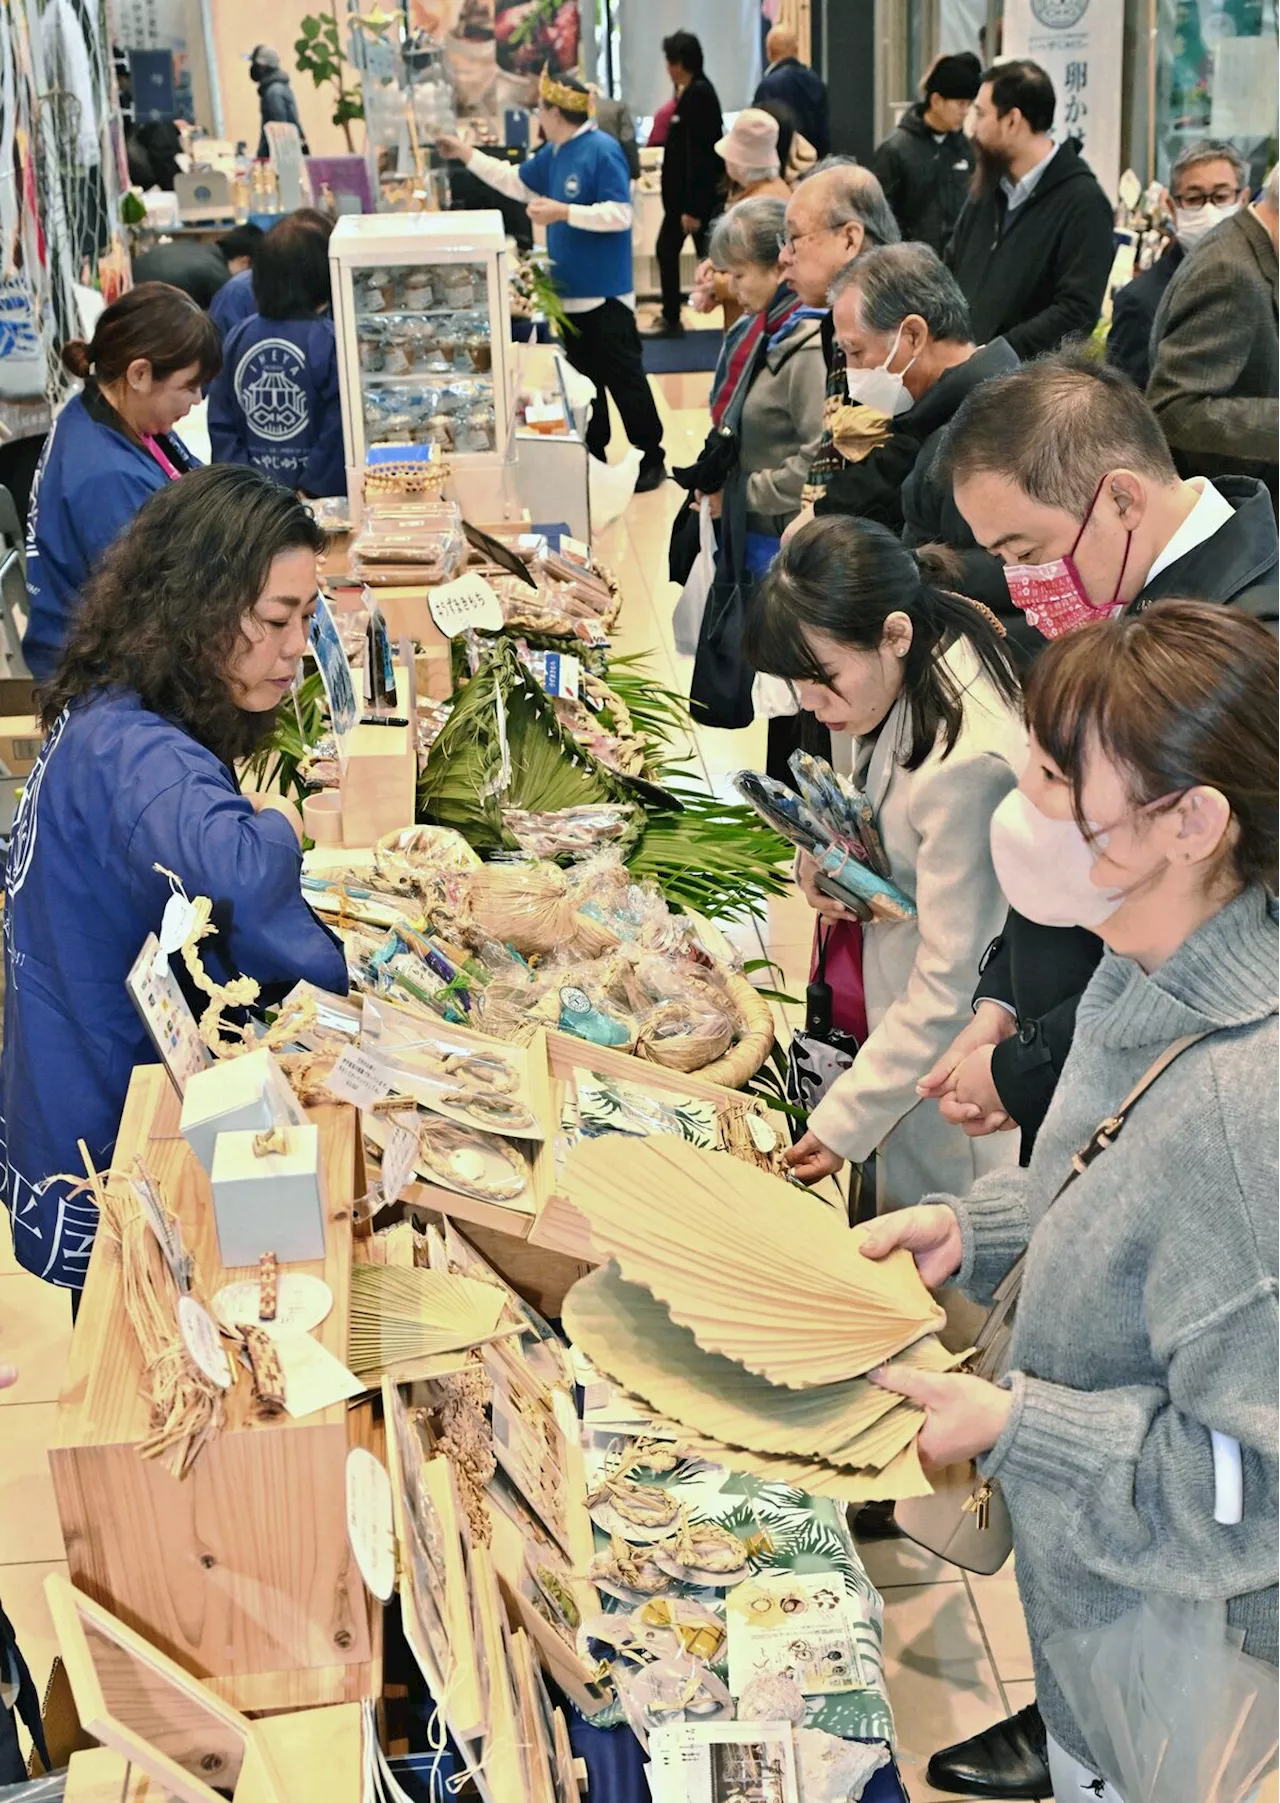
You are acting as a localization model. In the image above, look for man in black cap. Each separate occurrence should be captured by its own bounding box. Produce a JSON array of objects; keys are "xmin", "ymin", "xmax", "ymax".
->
[
  {"xmin": 249, "ymin": 46, "xmax": 309, "ymax": 159},
  {"xmin": 872, "ymin": 52, "xmax": 981, "ymax": 254}
]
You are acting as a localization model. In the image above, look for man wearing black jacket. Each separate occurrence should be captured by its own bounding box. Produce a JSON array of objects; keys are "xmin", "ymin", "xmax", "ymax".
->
[
  {"xmin": 914, "ymin": 351, "xmax": 1278, "ymax": 1803},
  {"xmin": 812, "ymin": 242, "xmax": 1017, "ymax": 534},
  {"xmin": 946, "ymin": 60, "xmax": 1114, "ymax": 360},
  {"xmin": 872, "ymin": 52, "xmax": 980, "ymax": 254},
  {"xmin": 646, "ymin": 31, "xmax": 723, "ymax": 338}
]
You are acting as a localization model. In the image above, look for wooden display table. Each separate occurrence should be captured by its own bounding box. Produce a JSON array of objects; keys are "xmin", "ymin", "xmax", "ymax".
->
[{"xmin": 51, "ymin": 1067, "xmax": 381, "ymax": 1714}]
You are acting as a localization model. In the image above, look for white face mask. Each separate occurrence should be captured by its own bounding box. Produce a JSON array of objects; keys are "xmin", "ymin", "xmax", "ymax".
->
[
  {"xmin": 1174, "ymin": 200, "xmax": 1240, "ymax": 249},
  {"xmin": 844, "ymin": 324, "xmax": 918, "ymax": 418},
  {"xmin": 988, "ymin": 789, "xmax": 1124, "ymax": 929}
]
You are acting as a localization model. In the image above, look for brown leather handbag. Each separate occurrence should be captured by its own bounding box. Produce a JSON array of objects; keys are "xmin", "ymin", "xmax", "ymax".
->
[{"xmin": 893, "ymin": 1031, "xmax": 1211, "ymax": 1575}]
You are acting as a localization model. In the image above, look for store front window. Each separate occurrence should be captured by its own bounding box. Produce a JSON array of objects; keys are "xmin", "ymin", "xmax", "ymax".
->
[{"xmin": 1153, "ymin": 0, "xmax": 1276, "ymax": 184}]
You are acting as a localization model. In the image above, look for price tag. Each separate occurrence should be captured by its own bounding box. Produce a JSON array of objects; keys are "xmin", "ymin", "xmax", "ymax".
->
[
  {"xmin": 540, "ymin": 651, "xmax": 580, "ymax": 701},
  {"xmin": 346, "ymin": 1447, "xmax": 397, "ymax": 1602},
  {"xmin": 380, "ymin": 1113, "xmax": 420, "ymax": 1207},
  {"xmin": 325, "ymin": 1048, "xmax": 395, "ymax": 1110},
  {"xmin": 427, "ymin": 573, "xmax": 505, "ymax": 639},
  {"xmin": 178, "ymin": 1296, "xmax": 234, "ymax": 1389},
  {"xmin": 559, "ymin": 534, "xmax": 591, "ymax": 568},
  {"xmin": 158, "ymin": 891, "xmax": 196, "ymax": 954}
]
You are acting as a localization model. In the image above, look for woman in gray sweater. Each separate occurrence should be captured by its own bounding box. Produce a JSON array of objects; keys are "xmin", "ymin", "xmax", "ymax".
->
[{"xmin": 864, "ymin": 603, "xmax": 1278, "ymax": 1798}]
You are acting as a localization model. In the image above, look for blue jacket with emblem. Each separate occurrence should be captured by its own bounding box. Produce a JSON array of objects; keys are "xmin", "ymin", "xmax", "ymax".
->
[
  {"xmin": 208, "ymin": 267, "xmax": 257, "ymax": 341},
  {"xmin": 519, "ymin": 127, "xmax": 634, "ymax": 301},
  {"xmin": 23, "ymin": 387, "xmax": 197, "ymax": 683},
  {"xmin": 208, "ymin": 312, "xmax": 345, "ymax": 497},
  {"xmin": 0, "ymin": 689, "xmax": 348, "ymax": 1288}
]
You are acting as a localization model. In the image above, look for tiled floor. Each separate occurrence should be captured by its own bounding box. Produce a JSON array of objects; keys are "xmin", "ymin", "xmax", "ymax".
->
[{"xmin": 2, "ymin": 362, "xmax": 1273, "ymax": 1803}]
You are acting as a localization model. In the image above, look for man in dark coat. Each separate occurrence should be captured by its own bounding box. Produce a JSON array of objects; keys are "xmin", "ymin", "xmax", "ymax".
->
[
  {"xmin": 250, "ymin": 45, "xmax": 309, "ymax": 159},
  {"xmin": 946, "ymin": 59, "xmax": 1114, "ymax": 359},
  {"xmin": 872, "ymin": 52, "xmax": 980, "ymax": 254},
  {"xmin": 1148, "ymin": 161, "xmax": 1278, "ymax": 500},
  {"xmin": 1106, "ymin": 139, "xmax": 1248, "ymax": 392},
  {"xmin": 914, "ymin": 347, "xmax": 1278, "ymax": 1803},
  {"xmin": 813, "ymin": 242, "xmax": 1017, "ymax": 535},
  {"xmin": 645, "ymin": 30, "xmax": 723, "ymax": 338},
  {"xmin": 753, "ymin": 25, "xmax": 829, "ymax": 158}
]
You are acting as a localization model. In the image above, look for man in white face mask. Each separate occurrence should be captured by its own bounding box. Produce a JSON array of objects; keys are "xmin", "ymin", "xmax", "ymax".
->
[
  {"xmin": 784, "ymin": 242, "xmax": 1017, "ymax": 538},
  {"xmin": 1149, "ymin": 159, "xmax": 1278, "ymax": 500},
  {"xmin": 1106, "ymin": 140, "xmax": 1248, "ymax": 392}
]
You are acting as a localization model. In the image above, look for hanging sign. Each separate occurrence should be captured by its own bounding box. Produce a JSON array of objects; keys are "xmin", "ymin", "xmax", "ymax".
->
[{"xmin": 1001, "ymin": 0, "xmax": 1123, "ymax": 201}]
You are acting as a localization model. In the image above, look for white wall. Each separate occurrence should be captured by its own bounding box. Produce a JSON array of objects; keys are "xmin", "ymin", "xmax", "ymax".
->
[{"xmin": 617, "ymin": 0, "xmax": 762, "ymax": 122}]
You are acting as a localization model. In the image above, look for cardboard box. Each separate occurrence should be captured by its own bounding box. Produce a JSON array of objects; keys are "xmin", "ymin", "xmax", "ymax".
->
[
  {"xmin": 211, "ymin": 1124, "xmax": 325, "ymax": 1266},
  {"xmin": 179, "ymin": 1048, "xmax": 304, "ymax": 1175}
]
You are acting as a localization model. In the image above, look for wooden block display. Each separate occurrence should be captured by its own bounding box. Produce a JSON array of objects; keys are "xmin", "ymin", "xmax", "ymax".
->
[
  {"xmin": 51, "ymin": 1067, "xmax": 380, "ymax": 1714},
  {"xmin": 210, "ymin": 1125, "xmax": 325, "ymax": 1267},
  {"xmin": 46, "ymin": 1574, "xmax": 365, "ymax": 1802},
  {"xmin": 338, "ymin": 721, "xmax": 416, "ymax": 847}
]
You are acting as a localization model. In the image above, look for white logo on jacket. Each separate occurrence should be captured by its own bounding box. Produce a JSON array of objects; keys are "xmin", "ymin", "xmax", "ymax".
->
[
  {"xmin": 235, "ymin": 337, "xmax": 309, "ymax": 441},
  {"xmin": 563, "ymin": 173, "xmax": 581, "ymax": 199}
]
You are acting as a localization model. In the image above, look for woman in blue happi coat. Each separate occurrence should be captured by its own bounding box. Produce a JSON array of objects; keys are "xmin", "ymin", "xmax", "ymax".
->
[{"xmin": 1, "ymin": 466, "xmax": 348, "ymax": 1294}]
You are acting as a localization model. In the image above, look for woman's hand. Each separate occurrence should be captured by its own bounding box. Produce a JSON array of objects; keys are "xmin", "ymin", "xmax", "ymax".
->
[
  {"xmin": 784, "ymin": 1130, "xmax": 844, "ymax": 1185},
  {"xmin": 434, "ymin": 133, "xmax": 470, "ymax": 163},
  {"xmin": 694, "ymin": 488, "xmax": 723, "ymax": 519},
  {"xmin": 860, "ymin": 1203, "xmax": 964, "ymax": 1291},
  {"xmin": 870, "ymin": 1367, "xmax": 1012, "ymax": 1466},
  {"xmin": 797, "ymin": 850, "xmax": 857, "ymax": 922},
  {"xmin": 781, "ymin": 504, "xmax": 815, "ymax": 548}
]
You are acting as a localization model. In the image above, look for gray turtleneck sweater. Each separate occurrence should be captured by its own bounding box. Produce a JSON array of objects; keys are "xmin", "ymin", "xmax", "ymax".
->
[{"xmin": 940, "ymin": 886, "xmax": 1278, "ymax": 1769}]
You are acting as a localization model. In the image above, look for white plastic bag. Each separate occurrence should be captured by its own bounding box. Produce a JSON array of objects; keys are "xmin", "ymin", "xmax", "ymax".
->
[
  {"xmin": 588, "ymin": 446, "xmax": 641, "ymax": 529},
  {"xmin": 672, "ymin": 497, "xmax": 716, "ymax": 658},
  {"xmin": 752, "ymin": 671, "xmax": 799, "ymax": 720}
]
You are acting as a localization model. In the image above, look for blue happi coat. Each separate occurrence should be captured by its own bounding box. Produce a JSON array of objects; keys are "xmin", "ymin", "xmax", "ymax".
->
[
  {"xmin": 0, "ymin": 689, "xmax": 347, "ymax": 1287},
  {"xmin": 207, "ymin": 313, "xmax": 344, "ymax": 498}
]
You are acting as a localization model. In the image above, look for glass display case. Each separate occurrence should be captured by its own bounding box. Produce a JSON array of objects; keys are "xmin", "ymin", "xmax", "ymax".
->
[{"xmin": 329, "ymin": 211, "xmax": 514, "ymax": 507}]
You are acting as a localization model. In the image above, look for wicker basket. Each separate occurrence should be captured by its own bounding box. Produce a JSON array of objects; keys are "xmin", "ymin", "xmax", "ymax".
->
[{"xmin": 696, "ymin": 968, "xmax": 776, "ymax": 1088}]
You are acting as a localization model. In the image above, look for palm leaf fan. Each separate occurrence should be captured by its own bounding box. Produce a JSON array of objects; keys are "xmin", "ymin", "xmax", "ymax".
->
[{"xmin": 416, "ymin": 637, "xmax": 632, "ymax": 853}]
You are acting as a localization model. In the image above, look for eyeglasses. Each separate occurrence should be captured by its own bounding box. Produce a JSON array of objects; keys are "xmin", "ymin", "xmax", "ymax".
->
[
  {"xmin": 1173, "ymin": 185, "xmax": 1243, "ymax": 210},
  {"xmin": 776, "ymin": 224, "xmax": 834, "ymax": 253}
]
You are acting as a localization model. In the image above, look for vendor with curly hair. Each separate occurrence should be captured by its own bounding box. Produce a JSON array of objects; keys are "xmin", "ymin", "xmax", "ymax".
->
[{"xmin": 0, "ymin": 466, "xmax": 348, "ymax": 1296}]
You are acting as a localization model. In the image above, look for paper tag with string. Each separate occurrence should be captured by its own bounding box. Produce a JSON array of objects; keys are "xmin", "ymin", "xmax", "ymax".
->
[{"xmin": 155, "ymin": 865, "xmax": 196, "ymax": 954}]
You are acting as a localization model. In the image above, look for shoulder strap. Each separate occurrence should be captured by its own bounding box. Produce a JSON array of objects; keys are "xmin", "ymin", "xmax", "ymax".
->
[
  {"xmin": 973, "ymin": 1030, "xmax": 1215, "ymax": 1369},
  {"xmin": 1066, "ymin": 1031, "xmax": 1211, "ymax": 1181}
]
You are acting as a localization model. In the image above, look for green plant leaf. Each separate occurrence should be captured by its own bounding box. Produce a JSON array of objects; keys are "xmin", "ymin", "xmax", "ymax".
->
[{"xmin": 301, "ymin": 14, "xmax": 322, "ymax": 38}]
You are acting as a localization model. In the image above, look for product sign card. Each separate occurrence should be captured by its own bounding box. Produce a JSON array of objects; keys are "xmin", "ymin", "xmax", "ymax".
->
[
  {"xmin": 310, "ymin": 591, "xmax": 360, "ymax": 743},
  {"xmin": 427, "ymin": 572, "xmax": 504, "ymax": 639},
  {"xmin": 726, "ymin": 1573, "xmax": 873, "ymax": 1698}
]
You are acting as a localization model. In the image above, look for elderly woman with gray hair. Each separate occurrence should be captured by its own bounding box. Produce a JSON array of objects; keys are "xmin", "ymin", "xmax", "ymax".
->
[{"xmin": 684, "ymin": 194, "xmax": 826, "ymax": 746}]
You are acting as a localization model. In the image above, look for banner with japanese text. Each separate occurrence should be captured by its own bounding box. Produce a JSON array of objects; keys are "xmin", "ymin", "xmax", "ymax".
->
[{"xmin": 1001, "ymin": 0, "xmax": 1124, "ymax": 201}]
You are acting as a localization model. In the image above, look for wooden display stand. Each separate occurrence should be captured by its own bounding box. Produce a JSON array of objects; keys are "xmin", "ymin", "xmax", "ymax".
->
[
  {"xmin": 51, "ymin": 1067, "xmax": 381, "ymax": 1714},
  {"xmin": 48, "ymin": 1574, "xmax": 363, "ymax": 1802}
]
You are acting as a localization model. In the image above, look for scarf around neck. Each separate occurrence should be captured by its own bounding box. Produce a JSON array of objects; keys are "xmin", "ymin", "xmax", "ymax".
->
[{"xmin": 710, "ymin": 282, "xmax": 818, "ymax": 428}]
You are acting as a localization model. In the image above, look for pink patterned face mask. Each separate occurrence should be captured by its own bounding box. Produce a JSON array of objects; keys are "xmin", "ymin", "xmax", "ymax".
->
[{"xmin": 1002, "ymin": 476, "xmax": 1133, "ymax": 639}]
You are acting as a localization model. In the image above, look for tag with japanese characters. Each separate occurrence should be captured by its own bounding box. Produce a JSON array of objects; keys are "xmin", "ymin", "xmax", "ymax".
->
[
  {"xmin": 379, "ymin": 1113, "xmax": 420, "ymax": 1208},
  {"xmin": 178, "ymin": 1296, "xmax": 234, "ymax": 1390},
  {"xmin": 325, "ymin": 1048, "xmax": 395, "ymax": 1110},
  {"xmin": 427, "ymin": 573, "xmax": 504, "ymax": 638}
]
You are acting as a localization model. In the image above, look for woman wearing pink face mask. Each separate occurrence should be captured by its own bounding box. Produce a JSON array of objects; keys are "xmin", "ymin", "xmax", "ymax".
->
[{"xmin": 863, "ymin": 601, "xmax": 1278, "ymax": 1802}]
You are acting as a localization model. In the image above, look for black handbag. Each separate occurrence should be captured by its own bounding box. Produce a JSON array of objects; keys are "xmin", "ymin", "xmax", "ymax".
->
[
  {"xmin": 689, "ymin": 570, "xmax": 756, "ymax": 729},
  {"xmin": 783, "ymin": 920, "xmax": 861, "ymax": 1136}
]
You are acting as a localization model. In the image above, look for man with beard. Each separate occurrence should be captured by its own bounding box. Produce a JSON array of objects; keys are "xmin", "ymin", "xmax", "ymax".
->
[{"xmin": 946, "ymin": 60, "xmax": 1113, "ymax": 360}]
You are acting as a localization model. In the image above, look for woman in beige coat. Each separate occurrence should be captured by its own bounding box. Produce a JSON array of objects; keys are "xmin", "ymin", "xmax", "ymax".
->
[{"xmin": 745, "ymin": 516, "xmax": 1026, "ymax": 1212}]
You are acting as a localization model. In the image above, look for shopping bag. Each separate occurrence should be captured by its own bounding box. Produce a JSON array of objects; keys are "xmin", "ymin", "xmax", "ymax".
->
[
  {"xmin": 689, "ymin": 567, "xmax": 756, "ymax": 728},
  {"xmin": 672, "ymin": 498, "xmax": 716, "ymax": 658},
  {"xmin": 784, "ymin": 919, "xmax": 864, "ymax": 1134}
]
